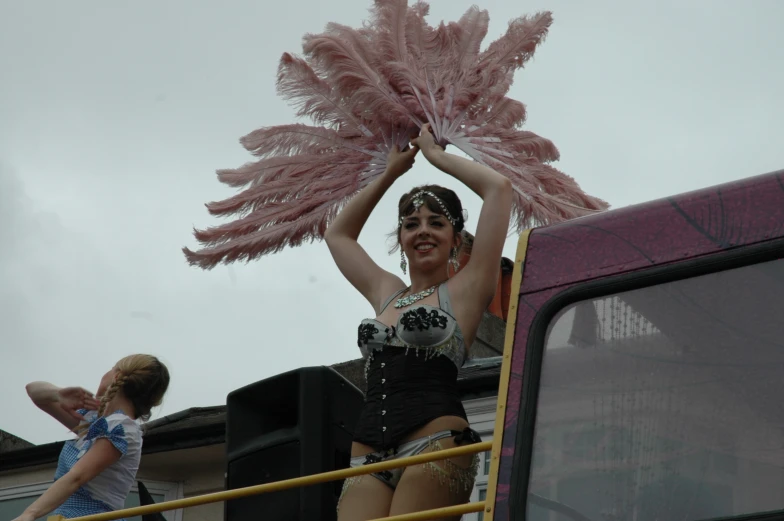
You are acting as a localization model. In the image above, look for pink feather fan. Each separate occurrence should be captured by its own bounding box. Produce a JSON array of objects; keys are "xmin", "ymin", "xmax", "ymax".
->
[{"xmin": 183, "ymin": 0, "xmax": 608, "ymax": 269}]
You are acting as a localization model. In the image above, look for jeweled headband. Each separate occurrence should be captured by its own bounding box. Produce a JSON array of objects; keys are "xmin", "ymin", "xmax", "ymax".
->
[{"xmin": 398, "ymin": 190, "xmax": 459, "ymax": 228}]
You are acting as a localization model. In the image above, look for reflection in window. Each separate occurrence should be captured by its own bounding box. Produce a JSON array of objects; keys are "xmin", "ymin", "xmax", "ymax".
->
[{"xmin": 527, "ymin": 258, "xmax": 784, "ymax": 521}]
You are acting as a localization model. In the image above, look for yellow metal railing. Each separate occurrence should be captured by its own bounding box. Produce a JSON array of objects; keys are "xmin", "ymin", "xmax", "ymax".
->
[{"xmin": 47, "ymin": 441, "xmax": 492, "ymax": 521}]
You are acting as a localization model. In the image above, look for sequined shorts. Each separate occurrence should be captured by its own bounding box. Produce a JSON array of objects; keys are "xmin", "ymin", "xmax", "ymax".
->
[{"xmin": 345, "ymin": 427, "xmax": 481, "ymax": 490}]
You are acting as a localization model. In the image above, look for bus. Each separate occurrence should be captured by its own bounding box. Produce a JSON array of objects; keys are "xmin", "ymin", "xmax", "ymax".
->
[{"xmin": 488, "ymin": 167, "xmax": 784, "ymax": 521}]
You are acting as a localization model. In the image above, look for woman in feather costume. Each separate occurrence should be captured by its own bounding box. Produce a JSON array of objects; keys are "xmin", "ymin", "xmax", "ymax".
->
[
  {"xmin": 182, "ymin": 1, "xmax": 606, "ymax": 518},
  {"xmin": 325, "ymin": 122, "xmax": 509, "ymax": 519}
]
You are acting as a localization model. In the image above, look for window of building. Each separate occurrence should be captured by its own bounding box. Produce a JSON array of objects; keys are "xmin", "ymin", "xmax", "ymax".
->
[
  {"xmin": 477, "ymin": 487, "xmax": 487, "ymax": 521},
  {"xmin": 465, "ymin": 442, "xmax": 493, "ymax": 521},
  {"xmin": 521, "ymin": 257, "xmax": 784, "ymax": 521},
  {"xmin": 0, "ymin": 480, "xmax": 182, "ymax": 521}
]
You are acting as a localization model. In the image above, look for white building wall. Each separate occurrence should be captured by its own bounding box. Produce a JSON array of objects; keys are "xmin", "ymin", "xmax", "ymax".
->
[{"xmin": 463, "ymin": 396, "xmax": 499, "ymax": 521}]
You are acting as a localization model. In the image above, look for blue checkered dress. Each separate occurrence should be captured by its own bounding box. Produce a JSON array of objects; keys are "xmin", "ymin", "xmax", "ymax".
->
[{"xmin": 52, "ymin": 409, "xmax": 142, "ymax": 520}]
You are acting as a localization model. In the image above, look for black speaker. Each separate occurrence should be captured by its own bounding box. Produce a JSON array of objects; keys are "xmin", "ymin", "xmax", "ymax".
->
[
  {"xmin": 136, "ymin": 482, "xmax": 167, "ymax": 521},
  {"xmin": 225, "ymin": 365, "xmax": 365, "ymax": 521}
]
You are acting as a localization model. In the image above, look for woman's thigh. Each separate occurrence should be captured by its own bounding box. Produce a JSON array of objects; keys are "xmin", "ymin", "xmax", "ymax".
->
[
  {"xmin": 338, "ymin": 441, "xmax": 395, "ymax": 521},
  {"xmin": 387, "ymin": 434, "xmax": 479, "ymax": 520},
  {"xmin": 337, "ymin": 472, "xmax": 394, "ymax": 521}
]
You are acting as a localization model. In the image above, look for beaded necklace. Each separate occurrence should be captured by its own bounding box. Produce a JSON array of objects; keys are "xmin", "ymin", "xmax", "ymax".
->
[{"xmin": 394, "ymin": 285, "xmax": 437, "ymax": 308}]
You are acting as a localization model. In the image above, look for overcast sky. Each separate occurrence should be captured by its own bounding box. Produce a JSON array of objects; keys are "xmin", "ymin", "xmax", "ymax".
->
[{"xmin": 1, "ymin": 0, "xmax": 782, "ymax": 445}]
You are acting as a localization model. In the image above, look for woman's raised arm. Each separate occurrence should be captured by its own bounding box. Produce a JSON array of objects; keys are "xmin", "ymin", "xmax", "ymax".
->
[
  {"xmin": 412, "ymin": 124, "xmax": 512, "ymax": 311},
  {"xmin": 26, "ymin": 382, "xmax": 100, "ymax": 430},
  {"xmin": 324, "ymin": 145, "xmax": 418, "ymax": 312}
]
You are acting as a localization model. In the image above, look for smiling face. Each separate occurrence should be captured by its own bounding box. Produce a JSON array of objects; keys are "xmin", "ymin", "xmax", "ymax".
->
[
  {"xmin": 396, "ymin": 185, "xmax": 466, "ymax": 277},
  {"xmin": 400, "ymin": 205, "xmax": 459, "ymax": 274}
]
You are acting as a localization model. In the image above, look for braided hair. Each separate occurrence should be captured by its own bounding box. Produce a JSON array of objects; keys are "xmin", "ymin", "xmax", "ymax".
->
[{"xmin": 77, "ymin": 354, "xmax": 170, "ymax": 435}]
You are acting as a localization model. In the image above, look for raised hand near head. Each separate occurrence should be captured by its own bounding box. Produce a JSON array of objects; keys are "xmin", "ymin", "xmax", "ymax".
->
[
  {"xmin": 58, "ymin": 386, "xmax": 100, "ymax": 421},
  {"xmin": 385, "ymin": 143, "xmax": 419, "ymax": 179},
  {"xmin": 410, "ymin": 123, "xmax": 445, "ymax": 163}
]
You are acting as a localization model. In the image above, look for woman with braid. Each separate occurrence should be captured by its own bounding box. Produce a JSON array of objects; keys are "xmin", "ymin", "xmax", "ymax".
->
[{"xmin": 15, "ymin": 354, "xmax": 170, "ymax": 521}]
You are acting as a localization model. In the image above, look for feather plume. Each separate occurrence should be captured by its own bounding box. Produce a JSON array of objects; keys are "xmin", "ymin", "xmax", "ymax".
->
[
  {"xmin": 208, "ymin": 152, "xmax": 371, "ymax": 215},
  {"xmin": 184, "ymin": 0, "xmax": 608, "ymax": 269},
  {"xmin": 478, "ymin": 12, "xmax": 554, "ymax": 96},
  {"xmin": 240, "ymin": 125, "xmax": 336, "ymax": 157},
  {"xmin": 276, "ymin": 53, "xmax": 373, "ymax": 137},
  {"xmin": 483, "ymin": 97, "xmax": 527, "ymax": 128}
]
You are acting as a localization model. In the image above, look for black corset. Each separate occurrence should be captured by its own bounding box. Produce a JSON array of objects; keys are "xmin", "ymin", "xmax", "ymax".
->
[{"xmin": 352, "ymin": 347, "xmax": 467, "ymax": 451}]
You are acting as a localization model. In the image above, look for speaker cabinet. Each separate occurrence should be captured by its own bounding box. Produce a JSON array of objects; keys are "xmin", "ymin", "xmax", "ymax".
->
[{"xmin": 225, "ymin": 366, "xmax": 365, "ymax": 521}]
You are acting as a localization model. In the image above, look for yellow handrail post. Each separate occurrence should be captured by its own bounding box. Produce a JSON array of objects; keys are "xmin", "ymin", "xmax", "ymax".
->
[
  {"xmin": 482, "ymin": 229, "xmax": 532, "ymax": 521},
  {"xmin": 47, "ymin": 516, "xmax": 66, "ymax": 521}
]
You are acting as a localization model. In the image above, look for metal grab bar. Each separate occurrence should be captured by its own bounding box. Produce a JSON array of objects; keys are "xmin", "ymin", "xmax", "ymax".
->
[
  {"xmin": 48, "ymin": 441, "xmax": 492, "ymax": 521},
  {"xmin": 373, "ymin": 501, "xmax": 486, "ymax": 520}
]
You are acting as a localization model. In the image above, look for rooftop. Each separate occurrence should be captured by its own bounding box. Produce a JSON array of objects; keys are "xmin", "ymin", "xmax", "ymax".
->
[{"xmin": 0, "ymin": 356, "xmax": 502, "ymax": 472}]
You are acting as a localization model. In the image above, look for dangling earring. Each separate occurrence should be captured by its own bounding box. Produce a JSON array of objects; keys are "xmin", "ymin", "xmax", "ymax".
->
[
  {"xmin": 400, "ymin": 249, "xmax": 407, "ymax": 275},
  {"xmin": 449, "ymin": 248, "xmax": 460, "ymax": 273}
]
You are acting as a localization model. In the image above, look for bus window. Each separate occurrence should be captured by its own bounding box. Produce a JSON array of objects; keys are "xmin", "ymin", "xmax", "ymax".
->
[{"xmin": 525, "ymin": 257, "xmax": 784, "ymax": 521}]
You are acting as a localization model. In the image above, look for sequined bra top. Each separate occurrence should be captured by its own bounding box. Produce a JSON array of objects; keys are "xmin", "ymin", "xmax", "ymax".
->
[{"xmin": 357, "ymin": 284, "xmax": 467, "ymax": 371}]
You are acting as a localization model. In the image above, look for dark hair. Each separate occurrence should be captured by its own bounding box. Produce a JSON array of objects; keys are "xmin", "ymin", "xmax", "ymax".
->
[
  {"xmin": 398, "ymin": 185, "xmax": 465, "ymax": 232},
  {"xmin": 388, "ymin": 184, "xmax": 466, "ymax": 253}
]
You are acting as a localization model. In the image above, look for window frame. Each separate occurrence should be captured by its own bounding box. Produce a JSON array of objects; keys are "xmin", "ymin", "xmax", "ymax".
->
[
  {"xmin": 0, "ymin": 479, "xmax": 183, "ymax": 521},
  {"xmin": 463, "ymin": 396, "xmax": 497, "ymax": 521},
  {"xmin": 507, "ymin": 237, "xmax": 784, "ymax": 520},
  {"xmin": 477, "ymin": 487, "xmax": 488, "ymax": 521},
  {"xmin": 468, "ymin": 449, "xmax": 493, "ymax": 521}
]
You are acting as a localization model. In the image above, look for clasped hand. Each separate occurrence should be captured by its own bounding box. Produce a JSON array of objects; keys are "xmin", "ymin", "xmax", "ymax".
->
[{"xmin": 385, "ymin": 123, "xmax": 445, "ymax": 179}]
